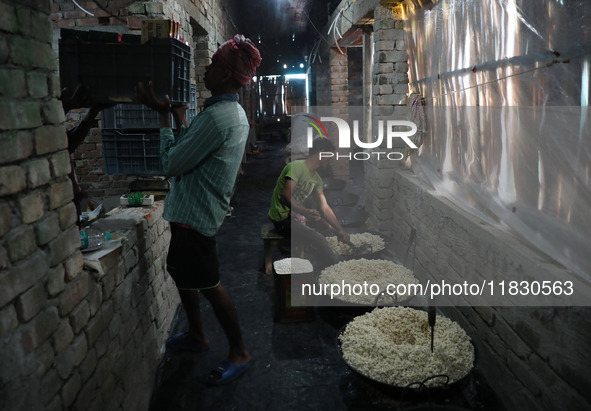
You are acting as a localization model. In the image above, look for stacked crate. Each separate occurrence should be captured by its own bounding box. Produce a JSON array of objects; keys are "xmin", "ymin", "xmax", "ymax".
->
[{"xmin": 59, "ymin": 28, "xmax": 194, "ymax": 176}]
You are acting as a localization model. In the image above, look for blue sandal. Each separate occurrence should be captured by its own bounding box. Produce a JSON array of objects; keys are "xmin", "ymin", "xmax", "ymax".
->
[
  {"xmin": 165, "ymin": 332, "xmax": 209, "ymax": 353},
  {"xmin": 207, "ymin": 360, "xmax": 251, "ymax": 385}
]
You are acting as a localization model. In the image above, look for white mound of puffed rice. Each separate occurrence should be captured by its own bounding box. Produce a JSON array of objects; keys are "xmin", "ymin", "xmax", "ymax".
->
[
  {"xmin": 318, "ymin": 259, "xmax": 419, "ymax": 304},
  {"xmin": 326, "ymin": 233, "xmax": 385, "ymax": 255},
  {"xmin": 339, "ymin": 307, "xmax": 474, "ymax": 387},
  {"xmin": 273, "ymin": 258, "xmax": 313, "ymax": 275}
]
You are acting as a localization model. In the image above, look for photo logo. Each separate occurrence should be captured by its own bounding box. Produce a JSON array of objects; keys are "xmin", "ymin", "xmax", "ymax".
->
[
  {"xmin": 303, "ymin": 115, "xmax": 329, "ymax": 140},
  {"xmin": 302, "ymin": 115, "xmax": 418, "ymax": 161}
]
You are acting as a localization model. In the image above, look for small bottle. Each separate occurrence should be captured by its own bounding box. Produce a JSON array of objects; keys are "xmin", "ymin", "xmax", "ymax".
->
[{"xmin": 80, "ymin": 229, "xmax": 89, "ymax": 250}]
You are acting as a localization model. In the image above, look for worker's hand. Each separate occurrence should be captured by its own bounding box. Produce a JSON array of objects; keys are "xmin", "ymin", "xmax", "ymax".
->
[
  {"xmin": 305, "ymin": 208, "xmax": 321, "ymax": 221},
  {"xmin": 135, "ymin": 81, "xmax": 171, "ymax": 115},
  {"xmin": 337, "ymin": 230, "xmax": 350, "ymax": 243},
  {"xmin": 60, "ymin": 84, "xmax": 93, "ymax": 112}
]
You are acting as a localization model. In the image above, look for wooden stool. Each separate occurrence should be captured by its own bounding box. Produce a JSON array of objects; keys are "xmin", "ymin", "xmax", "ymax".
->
[{"xmin": 261, "ymin": 223, "xmax": 289, "ymax": 274}]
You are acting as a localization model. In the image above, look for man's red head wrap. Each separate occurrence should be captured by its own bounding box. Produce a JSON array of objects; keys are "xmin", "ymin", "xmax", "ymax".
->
[{"xmin": 211, "ymin": 34, "xmax": 262, "ymax": 86}]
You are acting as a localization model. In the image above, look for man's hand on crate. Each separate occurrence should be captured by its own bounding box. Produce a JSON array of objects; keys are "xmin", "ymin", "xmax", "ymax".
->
[
  {"xmin": 136, "ymin": 81, "xmax": 172, "ymax": 128},
  {"xmin": 60, "ymin": 84, "xmax": 93, "ymax": 112}
]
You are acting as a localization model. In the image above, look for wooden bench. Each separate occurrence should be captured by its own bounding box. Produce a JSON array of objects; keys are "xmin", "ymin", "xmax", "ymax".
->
[{"xmin": 261, "ymin": 223, "xmax": 305, "ymax": 274}]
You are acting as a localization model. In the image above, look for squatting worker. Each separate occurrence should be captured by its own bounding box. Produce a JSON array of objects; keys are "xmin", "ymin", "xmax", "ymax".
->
[
  {"xmin": 268, "ymin": 138, "xmax": 350, "ymax": 267},
  {"xmin": 136, "ymin": 34, "xmax": 261, "ymax": 385}
]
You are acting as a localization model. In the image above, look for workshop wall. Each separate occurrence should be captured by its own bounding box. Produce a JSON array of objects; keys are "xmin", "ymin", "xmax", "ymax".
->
[
  {"xmin": 0, "ymin": 0, "xmax": 251, "ymax": 408},
  {"xmin": 50, "ymin": 0, "xmax": 248, "ymax": 201}
]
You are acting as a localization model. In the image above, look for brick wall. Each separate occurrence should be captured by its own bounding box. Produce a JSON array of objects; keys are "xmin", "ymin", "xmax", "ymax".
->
[
  {"xmin": 1, "ymin": 0, "xmax": 179, "ymax": 409},
  {"xmin": 383, "ymin": 169, "xmax": 591, "ymax": 410},
  {"xmin": 358, "ymin": 3, "xmax": 591, "ymax": 410}
]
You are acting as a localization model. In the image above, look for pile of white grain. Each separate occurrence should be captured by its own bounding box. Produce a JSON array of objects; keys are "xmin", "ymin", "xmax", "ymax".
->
[
  {"xmin": 326, "ymin": 233, "xmax": 385, "ymax": 255},
  {"xmin": 318, "ymin": 259, "xmax": 419, "ymax": 304},
  {"xmin": 273, "ymin": 258, "xmax": 313, "ymax": 275},
  {"xmin": 339, "ymin": 307, "xmax": 474, "ymax": 387}
]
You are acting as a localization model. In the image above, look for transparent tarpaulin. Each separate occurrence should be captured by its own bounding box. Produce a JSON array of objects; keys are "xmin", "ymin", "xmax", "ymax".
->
[{"xmin": 403, "ymin": 0, "xmax": 591, "ymax": 302}]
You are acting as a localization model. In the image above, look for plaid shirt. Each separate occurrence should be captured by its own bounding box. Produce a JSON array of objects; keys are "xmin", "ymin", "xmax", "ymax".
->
[{"xmin": 160, "ymin": 100, "xmax": 249, "ymax": 236}]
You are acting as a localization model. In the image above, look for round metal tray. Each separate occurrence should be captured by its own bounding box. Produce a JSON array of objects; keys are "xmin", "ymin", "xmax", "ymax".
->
[
  {"xmin": 322, "ymin": 177, "xmax": 347, "ymax": 191},
  {"xmin": 332, "ymin": 206, "xmax": 369, "ymax": 227},
  {"xmin": 325, "ymin": 190, "xmax": 360, "ymax": 207},
  {"xmin": 336, "ymin": 314, "xmax": 475, "ymax": 401}
]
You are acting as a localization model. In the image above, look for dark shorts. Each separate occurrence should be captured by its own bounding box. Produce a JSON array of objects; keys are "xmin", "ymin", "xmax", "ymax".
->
[{"xmin": 167, "ymin": 223, "xmax": 220, "ymax": 290}]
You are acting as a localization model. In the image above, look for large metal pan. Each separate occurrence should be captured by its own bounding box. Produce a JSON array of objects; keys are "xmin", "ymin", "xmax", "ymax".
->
[{"xmin": 335, "ymin": 311, "xmax": 476, "ymax": 401}]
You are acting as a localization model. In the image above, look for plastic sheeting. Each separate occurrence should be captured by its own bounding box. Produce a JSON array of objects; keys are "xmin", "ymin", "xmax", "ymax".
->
[{"xmin": 405, "ymin": 1, "xmax": 591, "ymax": 283}]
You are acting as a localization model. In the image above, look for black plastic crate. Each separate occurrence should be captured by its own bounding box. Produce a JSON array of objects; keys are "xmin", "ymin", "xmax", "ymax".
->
[
  {"xmin": 102, "ymin": 129, "xmax": 164, "ymax": 175},
  {"xmin": 102, "ymin": 104, "xmax": 170, "ymax": 129},
  {"xmin": 102, "ymin": 84, "xmax": 196, "ymax": 129},
  {"xmin": 59, "ymin": 30, "xmax": 191, "ymax": 105}
]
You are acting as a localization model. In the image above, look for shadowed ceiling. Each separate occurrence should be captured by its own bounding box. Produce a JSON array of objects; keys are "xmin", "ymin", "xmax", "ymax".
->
[{"xmin": 236, "ymin": 0, "xmax": 337, "ymax": 75}]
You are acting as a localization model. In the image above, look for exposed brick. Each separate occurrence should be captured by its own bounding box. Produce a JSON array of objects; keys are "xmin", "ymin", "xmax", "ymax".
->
[
  {"xmin": 45, "ymin": 396, "xmax": 62, "ymax": 411},
  {"xmin": 48, "ymin": 73, "xmax": 61, "ymax": 98},
  {"xmin": 0, "ymin": 202, "xmax": 12, "ymax": 237},
  {"xmin": 30, "ymin": 8, "xmax": 53, "ymax": 42},
  {"xmin": 0, "ymin": 165, "xmax": 26, "ymax": 195},
  {"xmin": 64, "ymin": 251, "xmax": 83, "ymax": 281},
  {"xmin": 47, "ymin": 264, "xmax": 66, "ymax": 297},
  {"xmin": 41, "ymin": 368, "xmax": 62, "ymax": 405},
  {"xmin": 59, "ymin": 273, "xmax": 90, "ymax": 315},
  {"xmin": 126, "ymin": 2, "xmax": 146, "ymax": 14},
  {"xmin": 58, "ymin": 202, "xmax": 78, "ymax": 230},
  {"xmin": 61, "ymin": 371, "xmax": 81, "ymax": 407},
  {"xmin": 26, "ymin": 71, "xmax": 48, "ymax": 99},
  {"xmin": 48, "ymin": 225, "xmax": 79, "ymax": 266},
  {"xmin": 23, "ymin": 158, "xmax": 51, "ymax": 189},
  {"xmin": 395, "ymin": 62, "xmax": 409, "ymax": 73},
  {"xmin": 52, "ymin": 320, "xmax": 74, "ymax": 355},
  {"xmin": 6, "ymin": 224, "xmax": 37, "ymax": 263},
  {"xmin": 35, "ymin": 211, "xmax": 61, "ymax": 246},
  {"xmin": 41, "ymin": 100, "xmax": 66, "ymax": 125},
  {"xmin": 79, "ymin": 347, "xmax": 96, "ymax": 383},
  {"xmin": 20, "ymin": 306, "xmax": 60, "ymax": 355},
  {"xmin": 0, "ymin": 100, "xmax": 44, "ymax": 129},
  {"xmin": 0, "ymin": 251, "xmax": 47, "ymax": 305},
  {"xmin": 87, "ymin": 283, "xmax": 103, "ymax": 317},
  {"xmin": 75, "ymin": 18, "xmax": 100, "ymax": 26},
  {"xmin": 377, "ymin": 94, "xmax": 407, "ymax": 106},
  {"xmin": 0, "ymin": 68, "xmax": 26, "ymax": 98},
  {"xmin": 0, "ymin": 36, "xmax": 8, "ymax": 64},
  {"xmin": 145, "ymin": 1, "xmax": 164, "ymax": 14},
  {"xmin": 15, "ymin": 281, "xmax": 46, "ymax": 322},
  {"xmin": 127, "ymin": 15, "xmax": 142, "ymax": 29},
  {"xmin": 34, "ymin": 125, "xmax": 68, "ymax": 155},
  {"xmin": 0, "ymin": 3, "xmax": 17, "ymax": 32},
  {"xmin": 9, "ymin": 37, "xmax": 57, "ymax": 70},
  {"xmin": 34, "ymin": 339, "xmax": 55, "ymax": 377},
  {"xmin": 0, "ymin": 304, "xmax": 18, "ymax": 337},
  {"xmin": 70, "ymin": 299, "xmax": 90, "ymax": 334},
  {"xmin": 48, "ymin": 179, "xmax": 74, "ymax": 210},
  {"xmin": 0, "ymin": 130, "xmax": 34, "ymax": 163},
  {"xmin": 74, "ymin": 378, "xmax": 98, "ymax": 411},
  {"xmin": 18, "ymin": 191, "xmax": 45, "ymax": 224}
]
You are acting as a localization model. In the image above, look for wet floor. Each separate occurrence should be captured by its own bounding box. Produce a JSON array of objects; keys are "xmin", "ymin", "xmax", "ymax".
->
[{"xmin": 148, "ymin": 137, "xmax": 502, "ymax": 411}]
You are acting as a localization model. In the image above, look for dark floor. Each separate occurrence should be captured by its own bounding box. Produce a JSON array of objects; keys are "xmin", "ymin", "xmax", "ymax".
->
[{"xmin": 148, "ymin": 138, "xmax": 502, "ymax": 411}]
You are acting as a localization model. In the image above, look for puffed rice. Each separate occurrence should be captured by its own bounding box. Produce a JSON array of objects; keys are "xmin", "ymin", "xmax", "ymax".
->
[
  {"xmin": 325, "ymin": 233, "xmax": 385, "ymax": 255},
  {"xmin": 339, "ymin": 307, "xmax": 474, "ymax": 387},
  {"xmin": 318, "ymin": 259, "xmax": 419, "ymax": 304}
]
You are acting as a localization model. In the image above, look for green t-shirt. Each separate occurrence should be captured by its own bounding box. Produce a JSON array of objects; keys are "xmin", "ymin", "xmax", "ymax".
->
[{"xmin": 268, "ymin": 160, "xmax": 323, "ymax": 222}]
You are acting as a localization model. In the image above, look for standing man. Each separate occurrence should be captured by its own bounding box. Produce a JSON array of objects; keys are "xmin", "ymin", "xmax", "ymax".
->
[{"xmin": 137, "ymin": 34, "xmax": 261, "ymax": 385}]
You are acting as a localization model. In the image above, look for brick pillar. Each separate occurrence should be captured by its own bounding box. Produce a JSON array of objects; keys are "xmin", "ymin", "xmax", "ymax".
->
[
  {"xmin": 329, "ymin": 48, "xmax": 350, "ymax": 180},
  {"xmin": 366, "ymin": 5, "xmax": 410, "ymax": 236}
]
